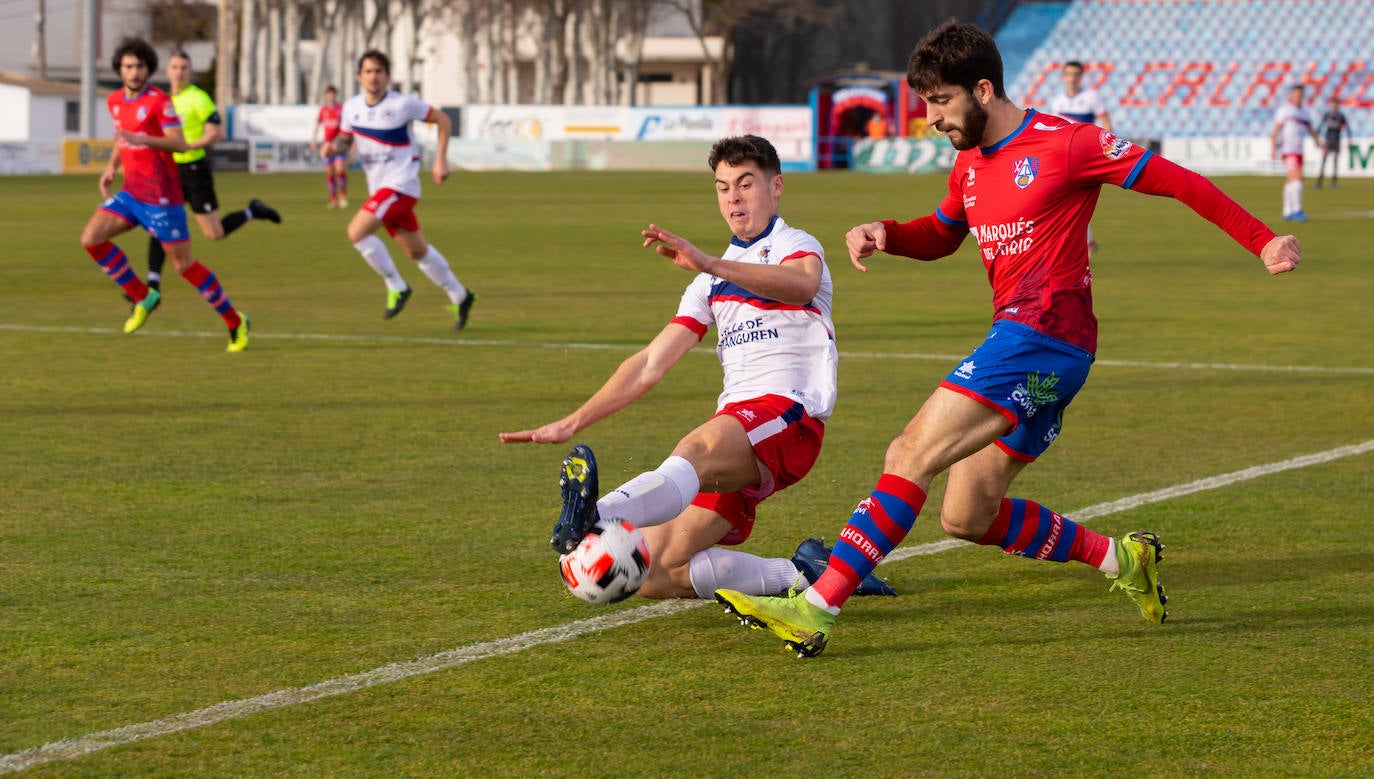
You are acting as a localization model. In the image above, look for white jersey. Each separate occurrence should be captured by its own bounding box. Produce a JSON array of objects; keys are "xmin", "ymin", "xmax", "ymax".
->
[
  {"xmin": 339, "ymin": 90, "xmax": 433, "ymax": 198},
  {"xmin": 1049, "ymin": 89, "xmax": 1107, "ymax": 124},
  {"xmin": 671, "ymin": 216, "xmax": 838, "ymax": 422},
  {"xmin": 1273, "ymin": 104, "xmax": 1314, "ymax": 154}
]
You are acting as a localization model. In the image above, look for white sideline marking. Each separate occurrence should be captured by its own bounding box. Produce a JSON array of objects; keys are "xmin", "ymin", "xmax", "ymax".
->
[
  {"xmin": 3, "ymin": 439, "xmax": 1372, "ymax": 773},
  {"xmin": 3, "ymin": 323, "xmax": 1372, "ymax": 375}
]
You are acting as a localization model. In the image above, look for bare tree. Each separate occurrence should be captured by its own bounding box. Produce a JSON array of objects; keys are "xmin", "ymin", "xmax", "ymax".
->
[{"xmin": 662, "ymin": 0, "xmax": 835, "ymax": 103}]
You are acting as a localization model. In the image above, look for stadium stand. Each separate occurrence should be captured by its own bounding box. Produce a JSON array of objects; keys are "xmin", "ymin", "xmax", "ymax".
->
[{"xmin": 997, "ymin": 0, "xmax": 1374, "ymax": 138}]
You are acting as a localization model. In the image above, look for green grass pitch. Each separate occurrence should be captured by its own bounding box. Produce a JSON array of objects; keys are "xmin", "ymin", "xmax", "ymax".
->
[{"xmin": 1, "ymin": 168, "xmax": 1372, "ymax": 776}]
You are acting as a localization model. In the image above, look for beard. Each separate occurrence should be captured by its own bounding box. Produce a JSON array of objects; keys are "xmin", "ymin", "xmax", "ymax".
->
[{"xmin": 943, "ymin": 100, "xmax": 990, "ymax": 151}]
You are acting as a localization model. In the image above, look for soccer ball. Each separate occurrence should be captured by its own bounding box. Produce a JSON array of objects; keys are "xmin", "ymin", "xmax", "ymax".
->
[{"xmin": 559, "ymin": 520, "xmax": 651, "ymax": 604}]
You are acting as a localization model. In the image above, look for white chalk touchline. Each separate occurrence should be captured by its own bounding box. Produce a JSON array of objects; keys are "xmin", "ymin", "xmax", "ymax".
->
[
  {"xmin": 3, "ymin": 323, "xmax": 1371, "ymax": 375},
  {"xmin": 4, "ymin": 438, "xmax": 1371, "ymax": 773}
]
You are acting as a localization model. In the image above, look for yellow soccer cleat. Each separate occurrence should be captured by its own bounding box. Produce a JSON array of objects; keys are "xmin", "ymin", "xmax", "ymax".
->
[
  {"xmin": 1107, "ymin": 531, "xmax": 1169, "ymax": 623},
  {"xmin": 716, "ymin": 587, "xmax": 836, "ymax": 658},
  {"xmin": 123, "ymin": 288, "xmax": 161, "ymax": 334},
  {"xmin": 226, "ymin": 314, "xmax": 250, "ymax": 353}
]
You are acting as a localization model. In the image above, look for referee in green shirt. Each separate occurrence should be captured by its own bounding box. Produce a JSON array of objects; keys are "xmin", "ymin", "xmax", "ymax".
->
[{"xmin": 143, "ymin": 51, "xmax": 281, "ymax": 295}]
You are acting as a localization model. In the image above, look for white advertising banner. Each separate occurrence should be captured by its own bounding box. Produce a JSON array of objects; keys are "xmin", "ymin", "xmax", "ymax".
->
[
  {"xmin": 1161, "ymin": 136, "xmax": 1374, "ymax": 177},
  {"xmin": 232, "ymin": 105, "xmax": 320, "ymax": 142},
  {"xmin": 719, "ymin": 106, "xmax": 814, "ymax": 168},
  {"xmin": 0, "ymin": 141, "xmax": 60, "ymax": 174}
]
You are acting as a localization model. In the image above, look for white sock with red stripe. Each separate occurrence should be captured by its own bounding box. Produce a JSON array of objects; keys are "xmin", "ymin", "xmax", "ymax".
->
[
  {"xmin": 353, "ymin": 235, "xmax": 407, "ymax": 292},
  {"xmin": 597, "ymin": 455, "xmax": 698, "ymax": 529}
]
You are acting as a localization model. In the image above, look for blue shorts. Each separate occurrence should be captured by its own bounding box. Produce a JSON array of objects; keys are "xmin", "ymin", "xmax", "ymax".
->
[
  {"xmin": 325, "ymin": 154, "xmax": 347, "ymax": 165},
  {"xmin": 100, "ymin": 190, "xmax": 191, "ymax": 244},
  {"xmin": 940, "ymin": 320, "xmax": 1094, "ymax": 462}
]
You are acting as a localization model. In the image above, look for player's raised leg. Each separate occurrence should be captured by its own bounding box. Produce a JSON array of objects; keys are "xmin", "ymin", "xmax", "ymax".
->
[
  {"xmin": 81, "ymin": 206, "xmax": 160, "ymax": 332},
  {"xmin": 347, "ymin": 206, "xmax": 411, "ymax": 318},
  {"xmin": 163, "ymin": 241, "xmax": 249, "ymax": 352},
  {"xmin": 395, "ymin": 227, "xmax": 475, "ymax": 331}
]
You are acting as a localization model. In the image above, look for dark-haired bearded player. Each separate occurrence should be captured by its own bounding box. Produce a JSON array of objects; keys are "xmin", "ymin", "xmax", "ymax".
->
[{"xmin": 716, "ymin": 20, "xmax": 1301, "ymax": 658}]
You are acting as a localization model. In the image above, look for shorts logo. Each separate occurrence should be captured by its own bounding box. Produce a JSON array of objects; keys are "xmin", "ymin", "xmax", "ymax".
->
[
  {"xmin": 1012, "ymin": 157, "xmax": 1039, "ymax": 189},
  {"xmin": 1010, "ymin": 371, "xmax": 1061, "ymax": 419},
  {"xmin": 955, "ymin": 360, "xmax": 976, "ymax": 379},
  {"xmin": 1100, "ymin": 129, "xmax": 1132, "ymax": 160},
  {"xmin": 736, "ymin": 408, "xmax": 756, "ymax": 423}
]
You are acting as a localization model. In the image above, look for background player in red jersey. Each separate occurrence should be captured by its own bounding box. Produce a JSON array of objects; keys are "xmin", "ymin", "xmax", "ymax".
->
[
  {"xmin": 79, "ymin": 37, "xmax": 250, "ymax": 352},
  {"xmin": 310, "ymin": 86, "xmax": 349, "ymax": 209},
  {"xmin": 716, "ymin": 21, "xmax": 1302, "ymax": 657}
]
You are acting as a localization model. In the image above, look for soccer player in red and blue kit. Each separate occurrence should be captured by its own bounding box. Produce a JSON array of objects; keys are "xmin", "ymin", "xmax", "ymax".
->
[
  {"xmin": 716, "ymin": 21, "xmax": 1302, "ymax": 657},
  {"xmin": 79, "ymin": 37, "xmax": 249, "ymax": 352}
]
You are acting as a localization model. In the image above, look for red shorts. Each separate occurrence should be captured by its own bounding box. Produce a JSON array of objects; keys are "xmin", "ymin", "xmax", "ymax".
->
[
  {"xmin": 1282, "ymin": 153, "xmax": 1304, "ymax": 174},
  {"xmin": 691, "ymin": 394, "xmax": 825, "ymax": 545},
  {"xmin": 363, "ymin": 188, "xmax": 421, "ymax": 236}
]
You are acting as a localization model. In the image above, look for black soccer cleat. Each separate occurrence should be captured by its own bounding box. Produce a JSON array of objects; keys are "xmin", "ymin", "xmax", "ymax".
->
[
  {"xmin": 791, "ymin": 537, "xmax": 897, "ymax": 597},
  {"xmin": 249, "ymin": 198, "xmax": 282, "ymax": 224},
  {"xmin": 552, "ymin": 444, "xmax": 600, "ymax": 554},
  {"xmin": 452, "ymin": 289, "xmax": 476, "ymax": 331}
]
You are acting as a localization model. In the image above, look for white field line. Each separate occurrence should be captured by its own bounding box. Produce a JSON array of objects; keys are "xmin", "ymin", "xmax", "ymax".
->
[
  {"xmin": 3, "ymin": 439, "xmax": 1372, "ymax": 773},
  {"xmin": 3, "ymin": 323, "xmax": 1372, "ymax": 375}
]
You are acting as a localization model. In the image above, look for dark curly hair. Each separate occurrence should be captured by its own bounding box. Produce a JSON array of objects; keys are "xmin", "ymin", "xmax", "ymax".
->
[
  {"xmin": 111, "ymin": 37, "xmax": 158, "ymax": 76},
  {"xmin": 907, "ymin": 20, "xmax": 1006, "ymax": 99},
  {"xmin": 708, "ymin": 135, "xmax": 782, "ymax": 176}
]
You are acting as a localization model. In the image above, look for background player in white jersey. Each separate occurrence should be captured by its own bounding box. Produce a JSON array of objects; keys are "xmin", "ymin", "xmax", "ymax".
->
[
  {"xmin": 1048, "ymin": 60, "xmax": 1112, "ymax": 254},
  {"xmin": 1271, "ymin": 85, "xmax": 1324, "ymax": 222},
  {"xmin": 500, "ymin": 135, "xmax": 893, "ymax": 601},
  {"xmin": 329, "ymin": 49, "xmax": 475, "ymax": 329}
]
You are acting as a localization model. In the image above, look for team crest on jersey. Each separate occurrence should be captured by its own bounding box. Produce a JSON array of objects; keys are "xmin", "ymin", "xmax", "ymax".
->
[
  {"xmin": 758, "ymin": 246, "xmax": 771, "ymax": 262},
  {"xmin": 1100, "ymin": 129, "xmax": 1131, "ymax": 160},
  {"xmin": 966, "ymin": 167, "xmax": 976, "ymax": 186},
  {"xmin": 136, "ymin": 106, "xmax": 148, "ymax": 121},
  {"xmin": 1012, "ymin": 157, "xmax": 1039, "ymax": 189}
]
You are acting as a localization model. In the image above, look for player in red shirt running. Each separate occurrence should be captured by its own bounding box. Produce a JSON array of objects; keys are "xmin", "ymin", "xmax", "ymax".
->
[
  {"xmin": 715, "ymin": 21, "xmax": 1302, "ymax": 657},
  {"xmin": 310, "ymin": 86, "xmax": 349, "ymax": 209},
  {"xmin": 79, "ymin": 37, "xmax": 249, "ymax": 352}
]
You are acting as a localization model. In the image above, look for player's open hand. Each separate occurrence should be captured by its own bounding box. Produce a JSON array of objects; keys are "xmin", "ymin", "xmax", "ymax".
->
[
  {"xmin": 642, "ymin": 224, "xmax": 715, "ymax": 273},
  {"xmin": 432, "ymin": 158, "xmax": 450, "ymax": 185},
  {"xmin": 845, "ymin": 221, "xmax": 888, "ymax": 271},
  {"xmin": 499, "ymin": 419, "xmax": 576, "ymax": 444},
  {"xmin": 98, "ymin": 167, "xmax": 116, "ymax": 199},
  {"xmin": 1260, "ymin": 234, "xmax": 1301, "ymax": 275}
]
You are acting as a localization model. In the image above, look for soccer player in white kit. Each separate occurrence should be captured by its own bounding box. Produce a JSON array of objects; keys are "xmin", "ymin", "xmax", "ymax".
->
[
  {"xmin": 500, "ymin": 135, "xmax": 893, "ymax": 601},
  {"xmin": 329, "ymin": 49, "xmax": 475, "ymax": 329},
  {"xmin": 1049, "ymin": 60, "xmax": 1112, "ymax": 254},
  {"xmin": 1271, "ymin": 85, "xmax": 1324, "ymax": 222}
]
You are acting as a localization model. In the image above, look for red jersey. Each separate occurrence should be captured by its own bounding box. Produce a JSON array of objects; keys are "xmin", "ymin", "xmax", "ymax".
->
[
  {"xmin": 883, "ymin": 109, "xmax": 1274, "ymax": 354},
  {"xmin": 317, "ymin": 103, "xmax": 343, "ymax": 143},
  {"xmin": 107, "ymin": 85, "xmax": 183, "ymax": 206}
]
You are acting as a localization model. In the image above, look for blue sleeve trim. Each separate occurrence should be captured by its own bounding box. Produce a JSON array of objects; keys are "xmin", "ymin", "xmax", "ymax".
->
[
  {"xmin": 1122, "ymin": 149, "xmax": 1154, "ymax": 189},
  {"xmin": 935, "ymin": 207, "xmax": 968, "ymax": 228}
]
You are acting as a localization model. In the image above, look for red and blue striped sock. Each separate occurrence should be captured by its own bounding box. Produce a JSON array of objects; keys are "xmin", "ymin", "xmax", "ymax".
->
[
  {"xmin": 86, "ymin": 241, "xmax": 149, "ymax": 302},
  {"xmin": 180, "ymin": 261, "xmax": 241, "ymax": 329},
  {"xmin": 810, "ymin": 474, "xmax": 926, "ymax": 610},
  {"xmin": 976, "ymin": 498, "xmax": 1110, "ymax": 566}
]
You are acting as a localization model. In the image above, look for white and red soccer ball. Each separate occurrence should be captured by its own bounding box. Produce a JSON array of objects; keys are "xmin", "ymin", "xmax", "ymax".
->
[{"xmin": 559, "ymin": 520, "xmax": 651, "ymax": 604}]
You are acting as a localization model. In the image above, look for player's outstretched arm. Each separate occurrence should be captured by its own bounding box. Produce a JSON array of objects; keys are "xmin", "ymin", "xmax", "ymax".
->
[
  {"xmin": 499, "ymin": 323, "xmax": 700, "ymax": 444},
  {"xmin": 845, "ymin": 221, "xmax": 889, "ymax": 272},
  {"xmin": 1260, "ymin": 235, "xmax": 1301, "ymax": 275},
  {"xmin": 642, "ymin": 223, "xmax": 821, "ymax": 305}
]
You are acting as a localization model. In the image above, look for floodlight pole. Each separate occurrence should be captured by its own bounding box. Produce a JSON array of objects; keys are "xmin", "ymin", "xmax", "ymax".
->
[{"xmin": 79, "ymin": 0, "xmax": 97, "ymax": 137}]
